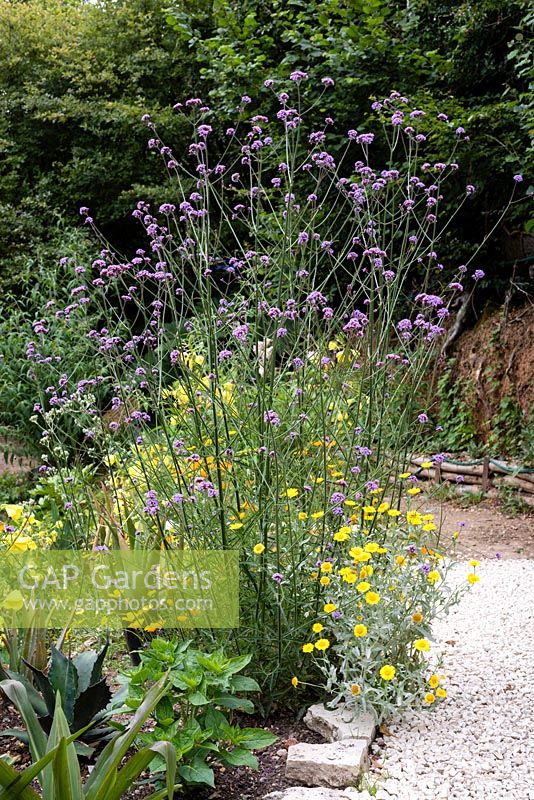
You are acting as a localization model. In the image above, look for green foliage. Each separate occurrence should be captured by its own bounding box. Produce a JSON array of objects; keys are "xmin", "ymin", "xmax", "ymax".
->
[
  {"xmin": 434, "ymin": 365, "xmax": 479, "ymax": 453},
  {"xmin": 0, "ymin": 675, "xmax": 178, "ymax": 799},
  {"xmin": 0, "ymin": 0, "xmax": 193, "ymax": 290},
  {"xmin": 126, "ymin": 639, "xmax": 277, "ymax": 789},
  {"xmin": 489, "ymin": 395, "xmax": 532, "ymax": 460},
  {"xmin": 0, "ymin": 472, "xmax": 36, "ymax": 505},
  {"xmin": 0, "ymin": 644, "xmax": 126, "ymax": 751},
  {"xmin": 0, "ymin": 0, "xmax": 531, "ymax": 297},
  {"xmin": 167, "ymin": 0, "xmax": 532, "ymax": 264},
  {"xmin": 0, "ymin": 226, "xmax": 107, "ymax": 456},
  {"xmin": 497, "ymin": 485, "xmax": 532, "ymax": 517}
]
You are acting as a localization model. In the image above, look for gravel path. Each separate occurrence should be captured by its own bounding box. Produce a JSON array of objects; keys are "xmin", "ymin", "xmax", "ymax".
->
[{"xmin": 371, "ymin": 560, "xmax": 534, "ymax": 800}]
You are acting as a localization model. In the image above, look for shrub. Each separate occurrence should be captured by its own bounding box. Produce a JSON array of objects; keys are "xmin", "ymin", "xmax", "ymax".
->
[{"xmin": 296, "ymin": 499, "xmax": 468, "ymax": 720}]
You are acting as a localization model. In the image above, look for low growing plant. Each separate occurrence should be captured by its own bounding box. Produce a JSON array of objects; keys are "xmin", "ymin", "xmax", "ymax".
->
[
  {"xmin": 126, "ymin": 638, "xmax": 277, "ymax": 789},
  {"xmin": 292, "ymin": 497, "xmax": 475, "ymax": 720},
  {"xmin": 0, "ymin": 675, "xmax": 178, "ymax": 799},
  {"xmin": 0, "ymin": 643, "xmax": 126, "ymax": 753}
]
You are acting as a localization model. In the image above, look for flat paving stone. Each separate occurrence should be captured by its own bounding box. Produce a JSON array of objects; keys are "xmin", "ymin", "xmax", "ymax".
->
[
  {"xmin": 304, "ymin": 704, "xmax": 376, "ymax": 744},
  {"xmin": 285, "ymin": 739, "xmax": 368, "ymax": 788},
  {"xmin": 264, "ymin": 788, "xmax": 369, "ymax": 800}
]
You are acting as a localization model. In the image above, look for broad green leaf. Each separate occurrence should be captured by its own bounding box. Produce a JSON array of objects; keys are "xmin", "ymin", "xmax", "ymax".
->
[
  {"xmin": 0, "ymin": 681, "xmax": 49, "ymax": 766},
  {"xmin": 187, "ymin": 691, "xmax": 209, "ymax": 706},
  {"xmin": 219, "ymin": 747, "xmax": 258, "ymax": 768},
  {"xmin": 20, "ymin": 661, "xmax": 56, "ymax": 719},
  {"xmin": 71, "ymin": 678, "xmax": 112, "ymax": 731},
  {"xmin": 230, "ymin": 675, "xmax": 261, "ymax": 692},
  {"xmin": 105, "ymin": 741, "xmax": 176, "ymax": 800},
  {"xmin": 46, "ymin": 694, "xmax": 82, "ymax": 800},
  {"xmin": 52, "ymin": 738, "xmax": 83, "ymax": 800},
  {"xmin": 0, "ymin": 667, "xmax": 48, "ymax": 717},
  {"xmin": 48, "ymin": 648, "xmax": 79, "ymax": 724},
  {"xmin": 201, "ymin": 707, "xmax": 230, "ymax": 736},
  {"xmin": 224, "ymin": 654, "xmax": 253, "ymax": 675},
  {"xmin": 177, "ymin": 760, "xmax": 215, "ymax": 788},
  {"xmin": 0, "ymin": 746, "xmax": 54, "ymax": 800},
  {"xmin": 235, "ymin": 728, "xmax": 278, "ymax": 749},
  {"xmin": 89, "ymin": 642, "xmax": 110, "ymax": 686},
  {"xmin": 213, "ymin": 694, "xmax": 254, "ymax": 712},
  {"xmin": 154, "ymin": 695, "xmax": 174, "ymax": 728},
  {"xmin": 73, "ymin": 651, "xmax": 99, "ymax": 694}
]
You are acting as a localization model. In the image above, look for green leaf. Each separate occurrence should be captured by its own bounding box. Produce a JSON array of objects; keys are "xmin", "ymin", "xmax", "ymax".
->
[
  {"xmin": 48, "ymin": 648, "xmax": 79, "ymax": 724},
  {"xmin": 213, "ymin": 695, "xmax": 254, "ymax": 712},
  {"xmin": 219, "ymin": 747, "xmax": 258, "ymax": 768},
  {"xmin": 230, "ymin": 675, "xmax": 261, "ymax": 692},
  {"xmin": 154, "ymin": 695, "xmax": 174, "ymax": 728},
  {"xmin": 51, "ymin": 738, "xmax": 83, "ymax": 800},
  {"xmin": 0, "ymin": 743, "xmax": 57, "ymax": 800},
  {"xmin": 84, "ymin": 674, "xmax": 170, "ymax": 800},
  {"xmin": 89, "ymin": 642, "xmax": 110, "ymax": 686},
  {"xmin": 71, "ymin": 678, "xmax": 112, "ymax": 732},
  {"xmin": 235, "ymin": 728, "xmax": 278, "ymax": 750},
  {"xmin": 143, "ymin": 784, "xmax": 182, "ymax": 800},
  {"xmin": 0, "ymin": 681, "xmax": 48, "ymax": 763},
  {"xmin": 46, "ymin": 694, "xmax": 82, "ymax": 800},
  {"xmin": 177, "ymin": 759, "xmax": 215, "ymax": 788},
  {"xmin": 0, "ymin": 667, "xmax": 48, "ymax": 717},
  {"xmin": 105, "ymin": 741, "xmax": 176, "ymax": 800},
  {"xmin": 223, "ymin": 654, "xmax": 253, "ymax": 675},
  {"xmin": 0, "ymin": 730, "xmax": 29, "ymax": 745},
  {"xmin": 73, "ymin": 651, "xmax": 99, "ymax": 695},
  {"xmin": 188, "ymin": 691, "xmax": 209, "ymax": 706},
  {"xmin": 201, "ymin": 707, "xmax": 230, "ymax": 736},
  {"xmin": 20, "ymin": 661, "xmax": 56, "ymax": 718}
]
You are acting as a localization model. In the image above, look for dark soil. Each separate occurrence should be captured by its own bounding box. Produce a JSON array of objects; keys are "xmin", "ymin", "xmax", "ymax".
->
[
  {"xmin": 416, "ymin": 496, "xmax": 534, "ymax": 560},
  {"xmin": 447, "ymin": 302, "xmax": 534, "ymax": 429}
]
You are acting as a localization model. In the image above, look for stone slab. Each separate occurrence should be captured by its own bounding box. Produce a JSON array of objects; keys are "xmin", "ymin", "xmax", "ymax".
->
[
  {"xmin": 264, "ymin": 789, "xmax": 370, "ymax": 800},
  {"xmin": 285, "ymin": 740, "xmax": 368, "ymax": 788},
  {"xmin": 304, "ymin": 704, "xmax": 376, "ymax": 744}
]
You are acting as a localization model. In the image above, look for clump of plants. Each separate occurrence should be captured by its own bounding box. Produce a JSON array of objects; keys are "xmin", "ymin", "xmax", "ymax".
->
[
  {"xmin": 0, "ymin": 675, "xmax": 178, "ymax": 799},
  {"xmin": 27, "ymin": 78, "xmax": 520, "ymax": 716},
  {"xmin": 294, "ymin": 497, "xmax": 477, "ymax": 720},
  {"xmin": 126, "ymin": 638, "xmax": 277, "ymax": 789}
]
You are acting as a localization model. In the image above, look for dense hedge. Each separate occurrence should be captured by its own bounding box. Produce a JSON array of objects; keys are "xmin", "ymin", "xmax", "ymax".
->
[{"xmin": 1, "ymin": 0, "xmax": 532, "ymax": 294}]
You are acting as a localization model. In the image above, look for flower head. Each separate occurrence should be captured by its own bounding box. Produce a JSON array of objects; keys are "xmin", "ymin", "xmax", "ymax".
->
[
  {"xmin": 414, "ymin": 638, "xmax": 431, "ymax": 652},
  {"xmin": 365, "ymin": 591, "xmax": 380, "ymax": 605},
  {"xmin": 380, "ymin": 664, "xmax": 396, "ymax": 681}
]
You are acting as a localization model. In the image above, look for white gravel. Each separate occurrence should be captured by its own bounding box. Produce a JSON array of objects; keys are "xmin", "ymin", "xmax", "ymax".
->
[{"xmin": 371, "ymin": 560, "xmax": 534, "ymax": 800}]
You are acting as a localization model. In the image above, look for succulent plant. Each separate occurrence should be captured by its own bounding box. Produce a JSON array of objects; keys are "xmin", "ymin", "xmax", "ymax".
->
[
  {"xmin": 0, "ymin": 676, "xmax": 177, "ymax": 800},
  {"xmin": 0, "ymin": 642, "xmax": 126, "ymax": 754}
]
